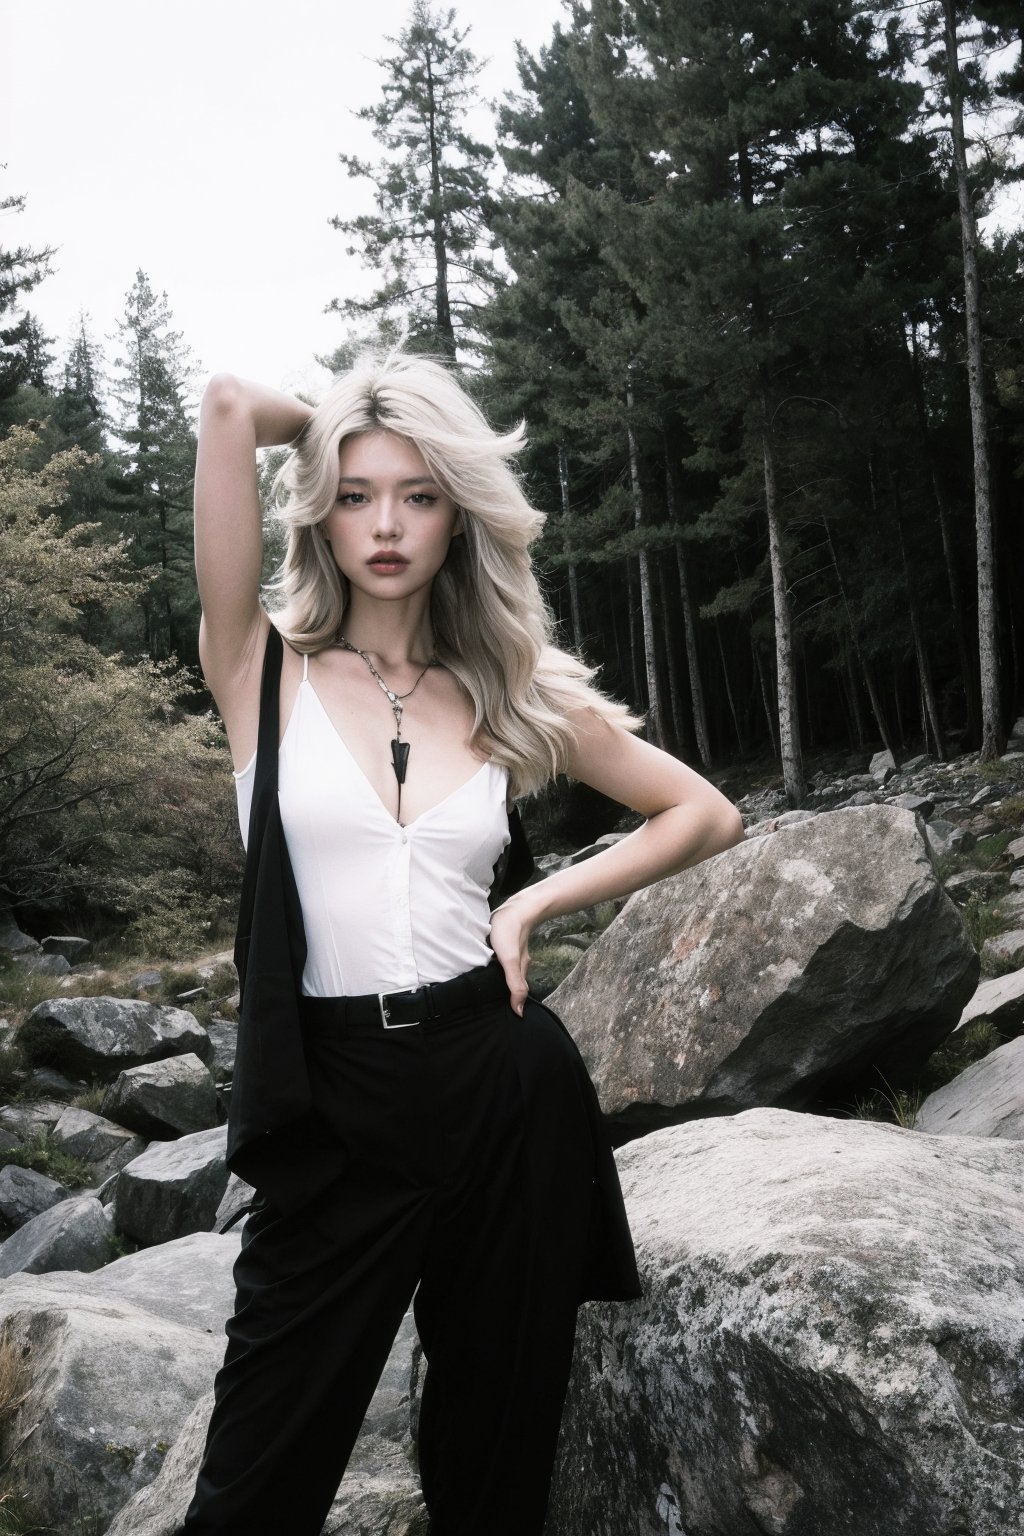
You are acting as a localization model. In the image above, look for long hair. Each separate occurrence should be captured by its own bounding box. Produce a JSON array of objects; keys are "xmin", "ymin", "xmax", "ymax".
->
[{"xmin": 263, "ymin": 341, "xmax": 644, "ymax": 800}]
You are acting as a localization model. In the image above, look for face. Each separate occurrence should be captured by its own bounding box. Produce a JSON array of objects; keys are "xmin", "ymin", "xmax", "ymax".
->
[{"xmin": 320, "ymin": 430, "xmax": 462, "ymax": 596}]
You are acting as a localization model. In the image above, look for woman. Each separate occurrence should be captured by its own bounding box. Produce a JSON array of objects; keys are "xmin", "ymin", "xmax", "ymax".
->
[{"xmin": 185, "ymin": 344, "xmax": 743, "ymax": 1536}]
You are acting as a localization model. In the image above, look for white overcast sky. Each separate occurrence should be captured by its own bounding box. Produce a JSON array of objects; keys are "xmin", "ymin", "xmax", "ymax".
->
[
  {"xmin": 0, "ymin": 0, "xmax": 570, "ymax": 406},
  {"xmin": 2, "ymin": 1, "xmax": 1019, "ymax": 417}
]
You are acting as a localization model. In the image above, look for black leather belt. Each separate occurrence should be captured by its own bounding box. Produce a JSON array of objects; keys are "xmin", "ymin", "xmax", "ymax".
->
[{"xmin": 298, "ymin": 955, "xmax": 510, "ymax": 1032}]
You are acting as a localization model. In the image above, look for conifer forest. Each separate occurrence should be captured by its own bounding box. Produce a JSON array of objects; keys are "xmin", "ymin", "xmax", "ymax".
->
[{"xmin": 1, "ymin": 0, "xmax": 1022, "ymax": 950}]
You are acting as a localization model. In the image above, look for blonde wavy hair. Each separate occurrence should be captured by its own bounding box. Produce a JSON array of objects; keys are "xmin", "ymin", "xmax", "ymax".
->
[{"xmin": 263, "ymin": 342, "xmax": 644, "ymax": 800}]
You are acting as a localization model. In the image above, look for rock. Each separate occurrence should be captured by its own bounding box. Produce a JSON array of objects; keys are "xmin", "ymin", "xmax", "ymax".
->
[
  {"xmin": 0, "ymin": 1194, "xmax": 114, "ymax": 1277},
  {"xmin": 889, "ymin": 792, "xmax": 934, "ymax": 817},
  {"xmin": 195, "ymin": 950, "xmax": 236, "ymax": 982},
  {"xmin": 901, "ymin": 754, "xmax": 932, "ymax": 773},
  {"xmin": 130, "ymin": 969, "xmax": 164, "ymax": 993},
  {"xmin": 101, "ymin": 1054, "xmax": 219, "ymax": 1138},
  {"xmin": 981, "ymin": 929, "xmax": 1024, "ymax": 969},
  {"xmin": 19, "ymin": 997, "xmax": 210, "ymax": 1080},
  {"xmin": 547, "ymin": 806, "xmax": 978, "ymax": 1128},
  {"xmin": 114, "ymin": 1126, "xmax": 229, "ymax": 1247},
  {"xmin": 203, "ymin": 1017, "xmax": 237, "ymax": 1081},
  {"xmin": 913, "ymin": 1034, "xmax": 1024, "ymax": 1138},
  {"xmin": 0, "ymin": 914, "xmax": 40, "ymax": 954},
  {"xmin": 105, "ymin": 1306, "xmax": 427, "ymax": 1536},
  {"xmin": 84, "ymin": 1229, "xmax": 242, "ymax": 1332},
  {"xmin": 51, "ymin": 1105, "xmax": 148, "ymax": 1178},
  {"xmin": 12, "ymin": 951, "xmax": 71, "ymax": 976},
  {"xmin": 943, "ymin": 868, "xmax": 1002, "ymax": 903},
  {"xmin": 0, "ymin": 1098, "xmax": 71, "ymax": 1143},
  {"xmin": 933, "ymin": 821, "xmax": 976, "ymax": 856},
  {"xmin": 869, "ymin": 747, "xmax": 896, "ymax": 775},
  {"xmin": 1007, "ymin": 835, "xmax": 1024, "ymax": 868},
  {"xmin": 0, "ymin": 1164, "xmax": 69, "ymax": 1227},
  {"xmin": 20, "ymin": 1066, "xmax": 82, "ymax": 1097},
  {"xmin": 546, "ymin": 1108, "xmax": 1024, "ymax": 1536},
  {"xmin": 993, "ymin": 891, "xmax": 1024, "ymax": 925},
  {"xmin": 0, "ymin": 1253, "xmax": 233, "ymax": 1531},
  {"xmin": 958, "ymin": 968, "xmax": 1024, "ymax": 1036},
  {"xmin": 775, "ymin": 808, "xmax": 817, "ymax": 827},
  {"xmin": 40, "ymin": 935, "xmax": 90, "ymax": 961},
  {"xmin": 969, "ymin": 784, "xmax": 1007, "ymax": 806},
  {"xmin": 213, "ymin": 1171, "xmax": 255, "ymax": 1233}
]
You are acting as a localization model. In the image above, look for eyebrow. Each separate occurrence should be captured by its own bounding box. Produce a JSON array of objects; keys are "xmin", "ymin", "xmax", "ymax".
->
[{"xmin": 336, "ymin": 476, "xmax": 441, "ymax": 488}]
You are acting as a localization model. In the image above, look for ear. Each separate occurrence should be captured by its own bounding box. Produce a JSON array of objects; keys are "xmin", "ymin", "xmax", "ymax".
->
[{"xmin": 452, "ymin": 506, "xmax": 465, "ymax": 537}]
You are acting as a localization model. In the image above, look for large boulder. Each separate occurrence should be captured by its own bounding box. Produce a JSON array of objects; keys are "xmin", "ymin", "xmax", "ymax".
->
[
  {"xmin": 114, "ymin": 1126, "xmax": 229, "ymax": 1247},
  {"xmin": 18, "ymin": 997, "xmax": 210, "ymax": 1081},
  {"xmin": 0, "ymin": 1234, "xmax": 240, "ymax": 1532},
  {"xmin": 913, "ymin": 1034, "xmax": 1024, "ymax": 1139},
  {"xmin": 0, "ymin": 1195, "xmax": 114, "ymax": 1278},
  {"xmin": 51, "ymin": 1106, "xmax": 147, "ymax": 1179},
  {"xmin": 106, "ymin": 1306, "xmax": 427, "ymax": 1536},
  {"xmin": 101, "ymin": 1054, "xmax": 219, "ymax": 1138},
  {"xmin": 0, "ymin": 1164, "xmax": 69, "ymax": 1228},
  {"xmin": 546, "ymin": 805, "xmax": 978, "ymax": 1128},
  {"xmin": 544, "ymin": 1108, "xmax": 1024, "ymax": 1536}
]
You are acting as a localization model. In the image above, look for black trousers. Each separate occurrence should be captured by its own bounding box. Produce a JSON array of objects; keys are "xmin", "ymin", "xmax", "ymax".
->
[{"xmin": 181, "ymin": 959, "xmax": 598, "ymax": 1536}]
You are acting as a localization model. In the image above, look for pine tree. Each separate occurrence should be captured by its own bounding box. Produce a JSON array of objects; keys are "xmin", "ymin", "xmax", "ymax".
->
[
  {"xmin": 0, "ymin": 179, "xmax": 56, "ymax": 422},
  {"xmin": 326, "ymin": 0, "xmax": 499, "ymax": 360},
  {"xmin": 109, "ymin": 270, "xmax": 200, "ymax": 664}
]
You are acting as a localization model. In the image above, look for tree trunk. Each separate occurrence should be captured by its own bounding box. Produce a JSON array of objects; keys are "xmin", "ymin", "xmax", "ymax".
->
[
  {"xmin": 905, "ymin": 321, "xmax": 979, "ymax": 741},
  {"xmin": 425, "ymin": 52, "xmax": 456, "ymax": 360},
  {"xmin": 824, "ymin": 516, "xmax": 895, "ymax": 759},
  {"xmin": 760, "ymin": 388, "xmax": 803, "ymax": 804},
  {"xmin": 557, "ymin": 444, "xmax": 583, "ymax": 650},
  {"xmin": 890, "ymin": 470, "xmax": 946, "ymax": 760},
  {"xmin": 626, "ymin": 558, "xmax": 643, "ymax": 711},
  {"xmin": 658, "ymin": 560, "xmax": 686, "ymax": 756},
  {"xmin": 716, "ymin": 617, "xmax": 746, "ymax": 755},
  {"xmin": 753, "ymin": 635, "xmax": 778, "ymax": 759},
  {"xmin": 664, "ymin": 443, "xmax": 712, "ymax": 767},
  {"xmin": 845, "ymin": 646, "xmax": 866, "ymax": 750},
  {"xmin": 626, "ymin": 379, "xmax": 663, "ymax": 747},
  {"xmin": 942, "ymin": 0, "xmax": 1002, "ymax": 757}
]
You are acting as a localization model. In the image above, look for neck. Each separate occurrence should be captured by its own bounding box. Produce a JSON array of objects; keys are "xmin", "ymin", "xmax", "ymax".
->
[{"xmin": 338, "ymin": 591, "xmax": 437, "ymax": 670}]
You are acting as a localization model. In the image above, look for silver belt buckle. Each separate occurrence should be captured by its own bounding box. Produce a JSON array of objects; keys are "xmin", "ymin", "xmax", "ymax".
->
[{"xmin": 378, "ymin": 988, "xmax": 422, "ymax": 1029}]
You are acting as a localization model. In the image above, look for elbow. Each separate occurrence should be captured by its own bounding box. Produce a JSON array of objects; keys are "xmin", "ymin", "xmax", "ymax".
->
[
  {"xmin": 709, "ymin": 805, "xmax": 745, "ymax": 857},
  {"xmin": 201, "ymin": 372, "xmax": 241, "ymax": 415}
]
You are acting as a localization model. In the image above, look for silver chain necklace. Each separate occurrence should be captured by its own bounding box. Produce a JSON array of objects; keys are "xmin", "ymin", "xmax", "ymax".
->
[{"xmin": 336, "ymin": 635, "xmax": 440, "ymax": 824}]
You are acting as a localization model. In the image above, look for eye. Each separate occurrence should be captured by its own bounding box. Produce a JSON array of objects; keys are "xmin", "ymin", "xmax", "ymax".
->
[
  {"xmin": 408, "ymin": 493, "xmax": 438, "ymax": 506},
  {"xmin": 336, "ymin": 491, "xmax": 366, "ymax": 505}
]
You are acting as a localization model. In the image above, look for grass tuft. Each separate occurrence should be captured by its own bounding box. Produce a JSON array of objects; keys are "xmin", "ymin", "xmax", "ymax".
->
[{"xmin": 0, "ymin": 1131, "xmax": 96, "ymax": 1191}]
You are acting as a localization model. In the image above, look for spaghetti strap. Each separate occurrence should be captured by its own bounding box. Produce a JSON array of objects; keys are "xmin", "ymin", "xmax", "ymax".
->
[{"xmin": 302, "ymin": 651, "xmax": 309, "ymax": 682}]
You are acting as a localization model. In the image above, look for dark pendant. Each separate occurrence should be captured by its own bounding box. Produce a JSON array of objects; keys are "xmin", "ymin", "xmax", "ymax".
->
[{"xmin": 391, "ymin": 738, "xmax": 410, "ymax": 784}]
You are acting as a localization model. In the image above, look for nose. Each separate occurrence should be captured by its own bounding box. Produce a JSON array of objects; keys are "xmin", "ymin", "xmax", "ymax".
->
[{"xmin": 372, "ymin": 496, "xmax": 401, "ymax": 538}]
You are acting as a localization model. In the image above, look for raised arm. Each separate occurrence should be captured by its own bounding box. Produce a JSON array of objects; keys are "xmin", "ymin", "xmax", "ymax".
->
[{"xmin": 194, "ymin": 373, "xmax": 312, "ymax": 767}]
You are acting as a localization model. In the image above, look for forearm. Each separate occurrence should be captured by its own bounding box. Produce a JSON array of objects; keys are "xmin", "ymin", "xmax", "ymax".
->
[
  {"xmin": 201, "ymin": 372, "xmax": 312, "ymax": 449},
  {"xmin": 503, "ymin": 803, "xmax": 745, "ymax": 927}
]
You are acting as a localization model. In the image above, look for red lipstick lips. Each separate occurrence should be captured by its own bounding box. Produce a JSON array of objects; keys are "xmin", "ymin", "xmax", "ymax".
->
[{"xmin": 369, "ymin": 550, "xmax": 408, "ymax": 564}]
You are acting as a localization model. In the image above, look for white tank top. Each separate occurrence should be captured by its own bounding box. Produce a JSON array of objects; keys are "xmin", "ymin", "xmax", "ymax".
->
[{"xmin": 233, "ymin": 651, "xmax": 512, "ymax": 998}]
